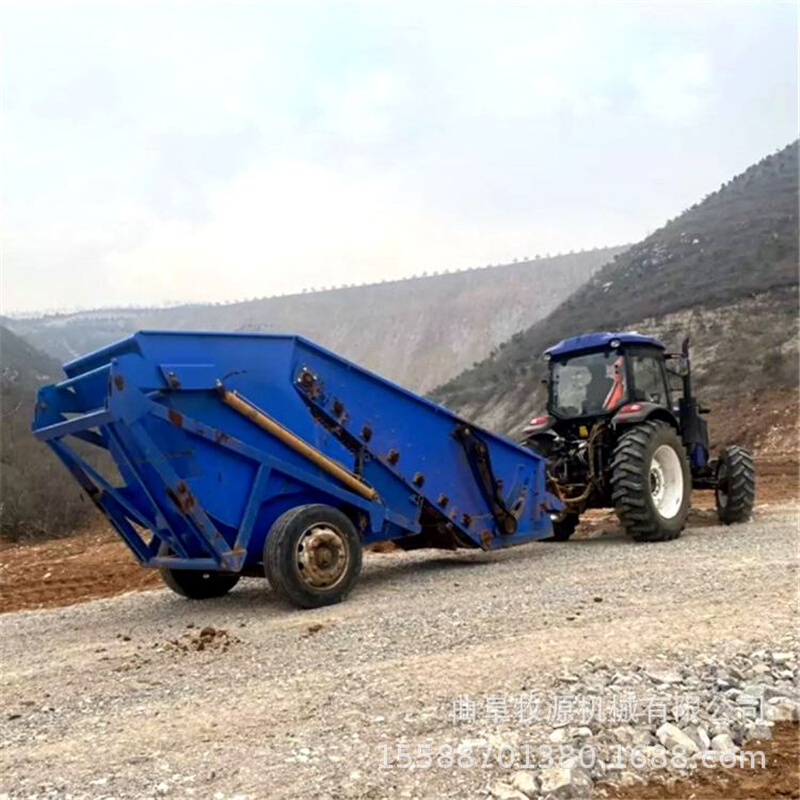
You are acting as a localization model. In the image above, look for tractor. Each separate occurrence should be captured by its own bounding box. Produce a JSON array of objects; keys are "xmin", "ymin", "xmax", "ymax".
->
[{"xmin": 520, "ymin": 331, "xmax": 755, "ymax": 542}]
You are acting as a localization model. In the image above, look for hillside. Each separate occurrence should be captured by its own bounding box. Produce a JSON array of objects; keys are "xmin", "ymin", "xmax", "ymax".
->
[
  {"xmin": 433, "ymin": 141, "xmax": 799, "ymax": 447},
  {"xmin": 0, "ymin": 327, "xmax": 99, "ymax": 539},
  {"xmin": 0, "ymin": 325, "xmax": 62, "ymax": 393},
  {"xmin": 5, "ymin": 247, "xmax": 624, "ymax": 393}
]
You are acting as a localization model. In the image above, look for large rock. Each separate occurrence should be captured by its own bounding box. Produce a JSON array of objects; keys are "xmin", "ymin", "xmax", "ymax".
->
[
  {"xmin": 489, "ymin": 782, "xmax": 528, "ymax": 800},
  {"xmin": 681, "ymin": 724, "xmax": 710, "ymax": 751},
  {"xmin": 511, "ymin": 770, "xmax": 539, "ymax": 799},
  {"xmin": 710, "ymin": 733, "xmax": 738, "ymax": 753},
  {"xmin": 646, "ymin": 669, "xmax": 683, "ymax": 685},
  {"xmin": 656, "ymin": 723, "xmax": 700, "ymax": 755},
  {"xmin": 765, "ymin": 697, "xmax": 799, "ymax": 722},
  {"xmin": 538, "ymin": 766, "xmax": 593, "ymax": 799}
]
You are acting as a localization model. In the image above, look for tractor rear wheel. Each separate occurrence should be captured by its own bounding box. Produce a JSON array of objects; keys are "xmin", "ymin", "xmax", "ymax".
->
[
  {"xmin": 715, "ymin": 446, "xmax": 755, "ymax": 524},
  {"xmin": 611, "ymin": 421, "xmax": 691, "ymax": 542},
  {"xmin": 158, "ymin": 544, "xmax": 241, "ymax": 599},
  {"xmin": 264, "ymin": 504, "xmax": 362, "ymax": 609}
]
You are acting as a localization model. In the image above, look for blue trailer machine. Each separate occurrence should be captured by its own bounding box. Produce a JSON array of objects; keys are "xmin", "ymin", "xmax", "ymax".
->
[{"xmin": 32, "ymin": 332, "xmax": 557, "ymax": 607}]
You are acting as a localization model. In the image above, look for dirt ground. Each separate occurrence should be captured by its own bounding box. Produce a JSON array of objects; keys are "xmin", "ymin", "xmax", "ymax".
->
[
  {"xmin": 1, "ymin": 457, "xmax": 795, "ymax": 615},
  {"xmin": 605, "ymin": 722, "xmax": 800, "ymax": 799},
  {"xmin": 1, "ymin": 504, "xmax": 797, "ymax": 799}
]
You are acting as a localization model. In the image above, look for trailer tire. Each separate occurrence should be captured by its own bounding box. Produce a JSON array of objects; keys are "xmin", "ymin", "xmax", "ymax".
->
[
  {"xmin": 715, "ymin": 446, "xmax": 755, "ymax": 524},
  {"xmin": 611, "ymin": 421, "xmax": 691, "ymax": 542},
  {"xmin": 264, "ymin": 504, "xmax": 362, "ymax": 609},
  {"xmin": 158, "ymin": 544, "xmax": 241, "ymax": 599}
]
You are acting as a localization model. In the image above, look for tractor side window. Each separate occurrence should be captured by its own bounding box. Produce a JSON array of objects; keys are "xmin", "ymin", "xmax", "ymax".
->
[{"xmin": 631, "ymin": 354, "xmax": 669, "ymax": 406}]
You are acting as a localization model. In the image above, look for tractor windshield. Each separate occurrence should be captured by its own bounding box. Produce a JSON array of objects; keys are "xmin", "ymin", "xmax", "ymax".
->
[{"xmin": 551, "ymin": 350, "xmax": 627, "ymax": 418}]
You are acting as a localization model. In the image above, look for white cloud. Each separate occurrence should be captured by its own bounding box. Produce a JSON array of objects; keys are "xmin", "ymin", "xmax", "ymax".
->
[
  {"xmin": 633, "ymin": 51, "xmax": 713, "ymax": 123},
  {"xmin": 0, "ymin": 1, "xmax": 796, "ymax": 312}
]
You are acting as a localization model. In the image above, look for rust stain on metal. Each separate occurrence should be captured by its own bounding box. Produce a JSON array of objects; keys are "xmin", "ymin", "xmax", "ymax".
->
[
  {"xmin": 113, "ymin": 375, "xmax": 125, "ymax": 391},
  {"xmin": 480, "ymin": 530, "xmax": 492, "ymax": 550},
  {"xmin": 413, "ymin": 471, "xmax": 425, "ymax": 487},
  {"xmin": 166, "ymin": 481, "xmax": 196, "ymax": 514},
  {"xmin": 168, "ymin": 408, "xmax": 184, "ymax": 427},
  {"xmin": 360, "ymin": 424, "xmax": 373, "ymax": 442},
  {"xmin": 296, "ymin": 368, "xmax": 321, "ymax": 398},
  {"xmin": 437, "ymin": 493, "xmax": 449, "ymax": 507},
  {"xmin": 167, "ymin": 371, "xmax": 181, "ymax": 390},
  {"xmin": 332, "ymin": 399, "xmax": 344, "ymax": 417},
  {"xmin": 462, "ymin": 513, "xmax": 472, "ymax": 528},
  {"xmin": 387, "ymin": 449, "xmax": 399, "ymax": 465}
]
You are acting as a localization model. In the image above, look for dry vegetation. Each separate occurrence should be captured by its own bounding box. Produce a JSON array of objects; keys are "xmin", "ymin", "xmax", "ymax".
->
[{"xmin": 0, "ymin": 326, "xmax": 98, "ymax": 540}]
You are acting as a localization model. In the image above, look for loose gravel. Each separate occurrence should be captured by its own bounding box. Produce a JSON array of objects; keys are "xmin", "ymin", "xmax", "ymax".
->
[{"xmin": 1, "ymin": 507, "xmax": 797, "ymax": 799}]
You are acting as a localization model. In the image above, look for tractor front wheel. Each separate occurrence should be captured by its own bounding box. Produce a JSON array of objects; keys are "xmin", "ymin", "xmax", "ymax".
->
[
  {"xmin": 611, "ymin": 421, "xmax": 691, "ymax": 542},
  {"xmin": 264, "ymin": 504, "xmax": 363, "ymax": 609},
  {"xmin": 715, "ymin": 446, "xmax": 755, "ymax": 524}
]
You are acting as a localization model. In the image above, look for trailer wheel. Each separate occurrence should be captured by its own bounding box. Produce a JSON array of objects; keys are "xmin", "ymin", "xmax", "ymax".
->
[
  {"xmin": 264, "ymin": 504, "xmax": 362, "ymax": 609},
  {"xmin": 715, "ymin": 446, "xmax": 755, "ymax": 524},
  {"xmin": 158, "ymin": 544, "xmax": 240, "ymax": 599},
  {"xmin": 611, "ymin": 421, "xmax": 691, "ymax": 542}
]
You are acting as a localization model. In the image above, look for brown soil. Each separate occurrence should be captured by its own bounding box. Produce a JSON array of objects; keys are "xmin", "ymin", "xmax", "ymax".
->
[
  {"xmin": 0, "ymin": 524, "xmax": 161, "ymax": 613},
  {"xmin": 604, "ymin": 722, "xmax": 800, "ymax": 799},
  {"xmin": 0, "ymin": 458, "xmax": 796, "ymax": 615}
]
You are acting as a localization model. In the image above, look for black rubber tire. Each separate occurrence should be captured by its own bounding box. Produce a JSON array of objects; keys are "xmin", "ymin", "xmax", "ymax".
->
[
  {"xmin": 715, "ymin": 446, "xmax": 755, "ymax": 524},
  {"xmin": 611, "ymin": 421, "xmax": 691, "ymax": 542},
  {"xmin": 264, "ymin": 504, "xmax": 362, "ymax": 609},
  {"xmin": 158, "ymin": 543, "xmax": 240, "ymax": 599},
  {"xmin": 552, "ymin": 514, "xmax": 579, "ymax": 541}
]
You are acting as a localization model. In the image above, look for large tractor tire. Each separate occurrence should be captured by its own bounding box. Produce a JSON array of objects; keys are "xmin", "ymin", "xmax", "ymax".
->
[
  {"xmin": 264, "ymin": 504, "xmax": 363, "ymax": 609},
  {"xmin": 611, "ymin": 421, "xmax": 691, "ymax": 542},
  {"xmin": 715, "ymin": 446, "xmax": 755, "ymax": 524},
  {"xmin": 158, "ymin": 543, "xmax": 241, "ymax": 599}
]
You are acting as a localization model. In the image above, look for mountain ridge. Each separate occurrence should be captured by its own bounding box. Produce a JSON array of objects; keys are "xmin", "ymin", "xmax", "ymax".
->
[
  {"xmin": 5, "ymin": 246, "xmax": 625, "ymax": 392},
  {"xmin": 432, "ymin": 141, "xmax": 799, "ymax": 438}
]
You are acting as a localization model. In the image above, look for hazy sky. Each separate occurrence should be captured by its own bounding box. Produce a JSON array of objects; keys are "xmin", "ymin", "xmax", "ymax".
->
[{"xmin": 1, "ymin": 1, "xmax": 797, "ymax": 314}]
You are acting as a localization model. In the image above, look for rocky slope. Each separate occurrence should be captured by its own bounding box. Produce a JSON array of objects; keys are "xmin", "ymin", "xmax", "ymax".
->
[
  {"xmin": 5, "ymin": 247, "xmax": 623, "ymax": 393},
  {"xmin": 433, "ymin": 142, "xmax": 799, "ymax": 443}
]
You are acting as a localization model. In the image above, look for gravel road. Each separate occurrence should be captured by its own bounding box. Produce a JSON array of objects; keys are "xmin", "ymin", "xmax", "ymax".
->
[{"xmin": 1, "ymin": 507, "xmax": 797, "ymax": 799}]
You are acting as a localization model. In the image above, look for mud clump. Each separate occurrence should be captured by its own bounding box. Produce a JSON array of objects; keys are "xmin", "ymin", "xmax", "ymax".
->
[{"xmin": 164, "ymin": 624, "xmax": 239, "ymax": 653}]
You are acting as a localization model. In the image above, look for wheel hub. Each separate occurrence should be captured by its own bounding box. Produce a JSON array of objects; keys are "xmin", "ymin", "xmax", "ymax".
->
[
  {"xmin": 649, "ymin": 444, "xmax": 684, "ymax": 519},
  {"xmin": 297, "ymin": 525, "xmax": 349, "ymax": 589}
]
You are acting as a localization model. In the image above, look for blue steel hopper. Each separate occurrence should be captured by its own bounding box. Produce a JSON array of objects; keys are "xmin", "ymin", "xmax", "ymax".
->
[{"xmin": 32, "ymin": 331, "xmax": 558, "ymax": 607}]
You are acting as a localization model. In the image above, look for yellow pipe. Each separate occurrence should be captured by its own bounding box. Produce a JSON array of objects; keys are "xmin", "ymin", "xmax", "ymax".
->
[{"xmin": 218, "ymin": 386, "xmax": 378, "ymax": 501}]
